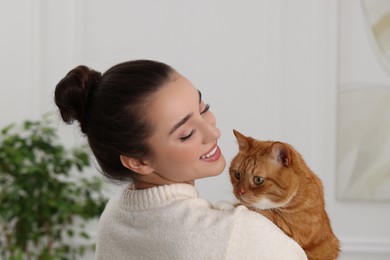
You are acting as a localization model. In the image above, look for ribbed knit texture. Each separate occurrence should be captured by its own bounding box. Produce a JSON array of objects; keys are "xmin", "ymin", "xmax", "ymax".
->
[
  {"xmin": 96, "ymin": 184, "xmax": 307, "ymax": 260},
  {"xmin": 119, "ymin": 184, "xmax": 198, "ymax": 210}
]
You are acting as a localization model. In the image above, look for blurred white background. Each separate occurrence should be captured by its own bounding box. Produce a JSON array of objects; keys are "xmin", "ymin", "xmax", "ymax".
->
[{"xmin": 1, "ymin": 0, "xmax": 389, "ymax": 259}]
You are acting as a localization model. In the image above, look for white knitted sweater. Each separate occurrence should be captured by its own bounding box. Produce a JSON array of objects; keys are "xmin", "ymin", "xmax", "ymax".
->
[{"xmin": 96, "ymin": 184, "xmax": 307, "ymax": 260}]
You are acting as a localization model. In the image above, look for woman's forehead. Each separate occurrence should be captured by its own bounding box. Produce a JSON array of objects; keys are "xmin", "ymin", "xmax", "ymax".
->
[{"xmin": 147, "ymin": 75, "xmax": 200, "ymax": 131}]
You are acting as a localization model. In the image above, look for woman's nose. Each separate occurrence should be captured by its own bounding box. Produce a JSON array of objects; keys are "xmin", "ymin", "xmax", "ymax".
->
[
  {"xmin": 207, "ymin": 110, "xmax": 217, "ymax": 126},
  {"xmin": 200, "ymin": 112, "xmax": 220, "ymax": 144}
]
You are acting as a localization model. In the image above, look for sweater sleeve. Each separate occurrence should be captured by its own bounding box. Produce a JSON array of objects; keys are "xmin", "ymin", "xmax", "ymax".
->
[{"xmin": 227, "ymin": 205, "xmax": 307, "ymax": 260}]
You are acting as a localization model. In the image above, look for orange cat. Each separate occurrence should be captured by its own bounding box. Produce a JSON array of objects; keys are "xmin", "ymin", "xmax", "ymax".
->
[{"xmin": 229, "ymin": 130, "xmax": 340, "ymax": 260}]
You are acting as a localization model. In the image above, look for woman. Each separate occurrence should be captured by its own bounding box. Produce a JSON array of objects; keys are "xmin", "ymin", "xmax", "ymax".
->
[{"xmin": 54, "ymin": 60, "xmax": 307, "ymax": 259}]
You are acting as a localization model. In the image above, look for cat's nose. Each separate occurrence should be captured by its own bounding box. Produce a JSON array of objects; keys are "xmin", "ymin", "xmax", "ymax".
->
[{"xmin": 237, "ymin": 188, "xmax": 246, "ymax": 195}]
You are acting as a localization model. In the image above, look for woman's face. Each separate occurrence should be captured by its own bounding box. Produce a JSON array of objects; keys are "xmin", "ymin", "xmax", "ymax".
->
[{"xmin": 139, "ymin": 74, "xmax": 226, "ymax": 187}]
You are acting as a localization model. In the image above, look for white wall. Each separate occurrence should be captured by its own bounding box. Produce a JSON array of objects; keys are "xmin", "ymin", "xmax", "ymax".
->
[{"xmin": 1, "ymin": 0, "xmax": 389, "ymax": 259}]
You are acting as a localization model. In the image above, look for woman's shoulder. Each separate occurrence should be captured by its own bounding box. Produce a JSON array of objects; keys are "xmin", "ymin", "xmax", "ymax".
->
[
  {"xmin": 212, "ymin": 201, "xmax": 282, "ymax": 233},
  {"xmin": 193, "ymin": 201, "xmax": 307, "ymax": 259},
  {"xmin": 218, "ymin": 203, "xmax": 307, "ymax": 260}
]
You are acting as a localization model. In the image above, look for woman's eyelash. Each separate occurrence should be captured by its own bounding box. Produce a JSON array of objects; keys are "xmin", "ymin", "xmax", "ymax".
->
[
  {"xmin": 179, "ymin": 104, "xmax": 209, "ymax": 142},
  {"xmin": 200, "ymin": 103, "xmax": 210, "ymax": 114},
  {"xmin": 179, "ymin": 130, "xmax": 195, "ymax": 142}
]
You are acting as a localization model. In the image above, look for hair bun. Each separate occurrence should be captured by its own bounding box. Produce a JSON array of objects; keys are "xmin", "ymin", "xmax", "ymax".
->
[{"xmin": 54, "ymin": 65, "xmax": 101, "ymax": 133}]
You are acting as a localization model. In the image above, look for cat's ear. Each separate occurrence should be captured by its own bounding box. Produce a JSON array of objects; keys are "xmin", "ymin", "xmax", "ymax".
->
[
  {"xmin": 271, "ymin": 142, "xmax": 291, "ymax": 167},
  {"xmin": 233, "ymin": 129, "xmax": 253, "ymax": 152}
]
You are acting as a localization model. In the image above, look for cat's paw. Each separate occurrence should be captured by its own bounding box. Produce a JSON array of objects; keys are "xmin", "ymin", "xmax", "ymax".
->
[{"xmin": 214, "ymin": 201, "xmax": 236, "ymax": 211}]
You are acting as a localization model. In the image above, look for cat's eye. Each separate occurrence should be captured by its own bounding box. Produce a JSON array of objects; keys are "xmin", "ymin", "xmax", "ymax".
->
[
  {"xmin": 234, "ymin": 171, "xmax": 241, "ymax": 180},
  {"xmin": 253, "ymin": 176, "xmax": 265, "ymax": 185}
]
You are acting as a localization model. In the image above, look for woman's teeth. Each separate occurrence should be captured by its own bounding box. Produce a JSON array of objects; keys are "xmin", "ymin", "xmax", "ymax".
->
[{"xmin": 200, "ymin": 146, "xmax": 217, "ymax": 159}]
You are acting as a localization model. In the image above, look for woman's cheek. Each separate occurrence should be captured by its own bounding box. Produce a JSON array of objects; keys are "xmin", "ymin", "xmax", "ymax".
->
[{"xmin": 175, "ymin": 142, "xmax": 201, "ymax": 161}]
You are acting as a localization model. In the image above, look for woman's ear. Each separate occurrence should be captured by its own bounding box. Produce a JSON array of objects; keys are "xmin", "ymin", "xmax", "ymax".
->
[{"xmin": 120, "ymin": 155, "xmax": 155, "ymax": 175}]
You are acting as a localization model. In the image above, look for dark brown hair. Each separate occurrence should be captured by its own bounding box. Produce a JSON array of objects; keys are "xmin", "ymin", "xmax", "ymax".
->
[{"xmin": 54, "ymin": 60, "xmax": 176, "ymax": 182}]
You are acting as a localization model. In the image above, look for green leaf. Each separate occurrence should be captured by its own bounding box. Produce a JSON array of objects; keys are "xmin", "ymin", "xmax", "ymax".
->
[
  {"xmin": 79, "ymin": 231, "xmax": 90, "ymax": 240},
  {"xmin": 0, "ymin": 115, "xmax": 108, "ymax": 259}
]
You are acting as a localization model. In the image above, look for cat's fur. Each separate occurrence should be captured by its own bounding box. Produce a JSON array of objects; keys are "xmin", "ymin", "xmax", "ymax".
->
[{"xmin": 229, "ymin": 130, "xmax": 340, "ymax": 260}]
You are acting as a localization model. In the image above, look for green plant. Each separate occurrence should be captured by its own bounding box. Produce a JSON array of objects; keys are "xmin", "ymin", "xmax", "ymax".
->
[{"xmin": 0, "ymin": 116, "xmax": 108, "ymax": 260}]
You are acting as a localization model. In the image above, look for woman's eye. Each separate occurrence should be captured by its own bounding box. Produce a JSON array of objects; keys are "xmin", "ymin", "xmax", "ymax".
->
[
  {"xmin": 253, "ymin": 176, "xmax": 265, "ymax": 185},
  {"xmin": 234, "ymin": 171, "xmax": 241, "ymax": 180},
  {"xmin": 179, "ymin": 130, "xmax": 195, "ymax": 142},
  {"xmin": 200, "ymin": 103, "xmax": 210, "ymax": 115}
]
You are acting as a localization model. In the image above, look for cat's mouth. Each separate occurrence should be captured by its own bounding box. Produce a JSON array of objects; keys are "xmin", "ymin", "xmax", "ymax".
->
[{"xmin": 235, "ymin": 194, "xmax": 253, "ymax": 206}]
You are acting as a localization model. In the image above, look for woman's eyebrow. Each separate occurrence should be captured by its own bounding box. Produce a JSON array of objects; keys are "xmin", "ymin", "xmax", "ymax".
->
[
  {"xmin": 169, "ymin": 113, "xmax": 194, "ymax": 135},
  {"xmin": 198, "ymin": 90, "xmax": 202, "ymax": 104}
]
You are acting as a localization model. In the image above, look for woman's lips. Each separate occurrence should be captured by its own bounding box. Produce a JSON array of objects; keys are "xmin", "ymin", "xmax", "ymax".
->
[{"xmin": 200, "ymin": 145, "xmax": 221, "ymax": 162}]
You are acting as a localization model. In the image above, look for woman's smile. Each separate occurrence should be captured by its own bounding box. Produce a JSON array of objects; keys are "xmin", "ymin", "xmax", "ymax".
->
[{"xmin": 200, "ymin": 144, "xmax": 221, "ymax": 162}]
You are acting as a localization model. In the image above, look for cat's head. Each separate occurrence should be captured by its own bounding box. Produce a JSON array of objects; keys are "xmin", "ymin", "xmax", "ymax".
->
[{"xmin": 229, "ymin": 130, "xmax": 300, "ymax": 210}]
